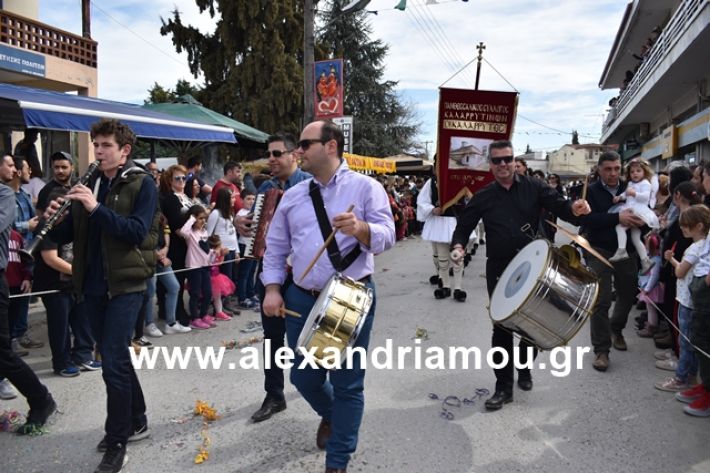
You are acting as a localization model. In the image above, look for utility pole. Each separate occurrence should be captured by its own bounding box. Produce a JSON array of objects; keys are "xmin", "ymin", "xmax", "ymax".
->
[
  {"xmin": 422, "ymin": 140, "xmax": 434, "ymax": 158},
  {"xmin": 304, "ymin": 0, "xmax": 317, "ymax": 126}
]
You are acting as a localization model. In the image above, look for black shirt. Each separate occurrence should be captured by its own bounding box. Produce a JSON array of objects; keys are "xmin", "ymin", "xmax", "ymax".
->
[
  {"xmin": 32, "ymin": 237, "xmax": 73, "ymax": 293},
  {"xmin": 578, "ymin": 179, "xmax": 627, "ymax": 252},
  {"xmin": 452, "ymin": 174, "xmax": 576, "ymax": 262},
  {"xmin": 36, "ymin": 179, "xmax": 71, "ymax": 212}
]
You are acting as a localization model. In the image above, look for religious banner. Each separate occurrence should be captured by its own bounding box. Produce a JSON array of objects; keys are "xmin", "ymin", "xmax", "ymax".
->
[
  {"xmin": 437, "ymin": 88, "xmax": 518, "ymax": 211},
  {"xmin": 314, "ymin": 59, "xmax": 344, "ymax": 119}
]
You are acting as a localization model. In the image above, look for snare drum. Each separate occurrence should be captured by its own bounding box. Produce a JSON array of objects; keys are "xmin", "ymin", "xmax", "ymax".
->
[
  {"xmin": 489, "ymin": 239, "xmax": 599, "ymax": 350},
  {"xmin": 297, "ymin": 274, "xmax": 373, "ymax": 366}
]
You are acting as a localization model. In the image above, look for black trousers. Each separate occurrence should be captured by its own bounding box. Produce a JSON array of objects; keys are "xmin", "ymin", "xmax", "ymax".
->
[
  {"xmin": 486, "ymin": 258, "xmax": 538, "ymax": 394},
  {"xmin": 255, "ymin": 271, "xmax": 287, "ymax": 401},
  {"xmin": 0, "ymin": 270, "xmax": 50, "ymax": 410}
]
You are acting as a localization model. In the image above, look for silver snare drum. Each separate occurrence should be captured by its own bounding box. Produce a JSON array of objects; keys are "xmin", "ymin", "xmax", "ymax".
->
[{"xmin": 489, "ymin": 239, "xmax": 599, "ymax": 350}]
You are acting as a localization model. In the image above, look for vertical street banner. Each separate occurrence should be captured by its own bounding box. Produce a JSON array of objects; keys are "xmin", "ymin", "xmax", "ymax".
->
[
  {"xmin": 437, "ymin": 88, "xmax": 518, "ymax": 210},
  {"xmin": 332, "ymin": 116, "xmax": 353, "ymax": 153},
  {"xmin": 314, "ymin": 59, "xmax": 344, "ymax": 119}
]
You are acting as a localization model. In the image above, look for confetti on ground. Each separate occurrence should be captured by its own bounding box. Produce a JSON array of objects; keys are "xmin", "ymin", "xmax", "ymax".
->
[
  {"xmin": 0, "ymin": 410, "xmax": 24, "ymax": 433},
  {"xmin": 193, "ymin": 400, "xmax": 220, "ymax": 464},
  {"xmin": 414, "ymin": 327, "xmax": 429, "ymax": 340},
  {"xmin": 222, "ymin": 336, "xmax": 263, "ymax": 350}
]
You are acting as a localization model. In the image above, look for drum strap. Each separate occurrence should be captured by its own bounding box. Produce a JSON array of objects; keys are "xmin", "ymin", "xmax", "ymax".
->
[{"xmin": 309, "ymin": 180, "xmax": 362, "ymax": 272}]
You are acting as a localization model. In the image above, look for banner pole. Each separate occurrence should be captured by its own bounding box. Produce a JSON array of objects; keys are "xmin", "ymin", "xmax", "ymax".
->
[{"xmin": 475, "ymin": 42, "xmax": 486, "ymax": 90}]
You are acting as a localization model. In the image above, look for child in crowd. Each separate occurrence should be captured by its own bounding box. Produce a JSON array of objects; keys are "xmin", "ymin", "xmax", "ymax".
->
[
  {"xmin": 674, "ymin": 204, "xmax": 710, "ymax": 416},
  {"xmin": 208, "ymin": 235, "xmax": 235, "ymax": 321},
  {"xmin": 609, "ymin": 158, "xmax": 659, "ymax": 273},
  {"xmin": 236, "ymin": 190, "xmax": 259, "ymax": 310},
  {"xmin": 401, "ymin": 192, "xmax": 416, "ymax": 238},
  {"xmin": 638, "ymin": 233, "xmax": 664, "ymax": 338},
  {"xmin": 657, "ymin": 205, "xmax": 710, "ymax": 392},
  {"xmin": 178, "ymin": 205, "xmax": 214, "ymax": 330}
]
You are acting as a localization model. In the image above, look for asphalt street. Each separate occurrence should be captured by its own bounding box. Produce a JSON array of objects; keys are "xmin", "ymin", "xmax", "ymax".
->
[{"xmin": 2, "ymin": 234, "xmax": 709, "ymax": 473}]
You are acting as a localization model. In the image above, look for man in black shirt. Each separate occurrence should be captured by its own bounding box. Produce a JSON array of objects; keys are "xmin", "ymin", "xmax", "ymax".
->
[
  {"xmin": 578, "ymin": 151, "xmax": 644, "ymax": 372},
  {"xmin": 36, "ymin": 151, "xmax": 74, "ymax": 213},
  {"xmin": 451, "ymin": 140, "xmax": 590, "ymax": 411}
]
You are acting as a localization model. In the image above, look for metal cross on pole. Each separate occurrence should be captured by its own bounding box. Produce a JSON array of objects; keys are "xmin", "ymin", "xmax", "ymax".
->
[{"xmin": 475, "ymin": 42, "xmax": 486, "ymax": 90}]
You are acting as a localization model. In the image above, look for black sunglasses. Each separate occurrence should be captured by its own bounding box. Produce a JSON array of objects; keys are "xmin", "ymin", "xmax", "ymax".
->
[
  {"xmin": 265, "ymin": 149, "xmax": 291, "ymax": 158},
  {"xmin": 173, "ymin": 176, "xmax": 187, "ymax": 182},
  {"xmin": 297, "ymin": 139, "xmax": 325, "ymax": 151},
  {"xmin": 490, "ymin": 156, "xmax": 514, "ymax": 165}
]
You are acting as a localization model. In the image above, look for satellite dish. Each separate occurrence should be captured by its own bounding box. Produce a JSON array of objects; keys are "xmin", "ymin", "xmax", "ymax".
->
[{"xmin": 342, "ymin": 0, "xmax": 372, "ymax": 13}]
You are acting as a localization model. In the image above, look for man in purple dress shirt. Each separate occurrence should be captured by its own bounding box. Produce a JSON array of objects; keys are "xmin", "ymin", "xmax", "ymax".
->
[{"xmin": 261, "ymin": 120, "xmax": 395, "ymax": 473}]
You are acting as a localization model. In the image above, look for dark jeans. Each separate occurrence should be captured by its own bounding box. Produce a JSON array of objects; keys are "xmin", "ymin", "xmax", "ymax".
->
[
  {"xmin": 256, "ymin": 275, "xmax": 286, "ymax": 401},
  {"xmin": 237, "ymin": 244, "xmax": 256, "ymax": 302},
  {"xmin": 486, "ymin": 258, "xmax": 537, "ymax": 394},
  {"xmin": 186, "ymin": 267, "xmax": 212, "ymax": 320},
  {"xmin": 689, "ymin": 276, "xmax": 710, "ymax": 390},
  {"xmin": 586, "ymin": 247, "xmax": 638, "ymax": 354},
  {"xmin": 84, "ymin": 292, "xmax": 147, "ymax": 445},
  {"xmin": 284, "ymin": 280, "xmax": 376, "ymax": 470},
  {"xmin": 0, "ymin": 271, "xmax": 50, "ymax": 411},
  {"xmin": 221, "ymin": 249, "xmax": 236, "ymax": 282},
  {"xmin": 42, "ymin": 293, "xmax": 94, "ymax": 372},
  {"xmin": 8, "ymin": 286, "xmax": 29, "ymax": 339}
]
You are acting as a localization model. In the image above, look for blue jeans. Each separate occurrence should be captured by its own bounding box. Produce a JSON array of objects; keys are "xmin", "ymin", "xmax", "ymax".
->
[
  {"xmin": 220, "ymin": 249, "xmax": 236, "ymax": 282},
  {"xmin": 186, "ymin": 267, "xmax": 212, "ymax": 320},
  {"xmin": 8, "ymin": 286, "xmax": 29, "ymax": 339},
  {"xmin": 146, "ymin": 264, "xmax": 179, "ymax": 325},
  {"xmin": 676, "ymin": 304, "xmax": 698, "ymax": 381},
  {"xmin": 42, "ymin": 293, "xmax": 94, "ymax": 372},
  {"xmin": 237, "ymin": 244, "xmax": 256, "ymax": 302},
  {"xmin": 84, "ymin": 292, "xmax": 147, "ymax": 445},
  {"xmin": 284, "ymin": 280, "xmax": 376, "ymax": 470}
]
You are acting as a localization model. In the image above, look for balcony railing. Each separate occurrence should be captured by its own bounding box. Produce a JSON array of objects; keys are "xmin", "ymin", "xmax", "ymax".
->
[
  {"xmin": 602, "ymin": 0, "xmax": 707, "ymax": 135},
  {"xmin": 0, "ymin": 9, "xmax": 97, "ymax": 68}
]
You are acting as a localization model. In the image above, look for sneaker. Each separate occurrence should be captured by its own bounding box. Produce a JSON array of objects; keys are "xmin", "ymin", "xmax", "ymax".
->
[
  {"xmin": 17, "ymin": 394, "xmax": 57, "ymax": 435},
  {"xmin": 0, "ymin": 379, "xmax": 18, "ymax": 400},
  {"xmin": 131, "ymin": 336, "xmax": 153, "ymax": 349},
  {"xmin": 655, "ymin": 358, "xmax": 678, "ymax": 371},
  {"xmin": 239, "ymin": 299, "xmax": 258, "ymax": 310},
  {"xmin": 654, "ymin": 349, "xmax": 672, "ymax": 361},
  {"xmin": 592, "ymin": 352, "xmax": 609, "ymax": 372},
  {"xmin": 201, "ymin": 315, "xmax": 217, "ymax": 327},
  {"xmin": 676, "ymin": 384, "xmax": 707, "ymax": 403},
  {"xmin": 11, "ymin": 338, "xmax": 29, "ymax": 357},
  {"xmin": 608, "ymin": 248, "xmax": 629, "ymax": 262},
  {"xmin": 684, "ymin": 390, "xmax": 710, "ymax": 417},
  {"xmin": 97, "ymin": 425, "xmax": 151, "ymax": 452},
  {"xmin": 18, "ymin": 334, "xmax": 44, "ymax": 349},
  {"xmin": 190, "ymin": 319, "xmax": 211, "ymax": 330},
  {"xmin": 214, "ymin": 311, "xmax": 232, "ymax": 321},
  {"xmin": 654, "ymin": 376, "xmax": 690, "ymax": 392},
  {"xmin": 56, "ymin": 366, "xmax": 80, "ymax": 377},
  {"xmin": 145, "ymin": 323, "xmax": 163, "ymax": 338},
  {"xmin": 164, "ymin": 322, "xmax": 192, "ymax": 334},
  {"xmin": 240, "ymin": 320, "xmax": 263, "ymax": 333},
  {"xmin": 80, "ymin": 360, "xmax": 102, "ymax": 371},
  {"xmin": 94, "ymin": 443, "xmax": 128, "ymax": 473}
]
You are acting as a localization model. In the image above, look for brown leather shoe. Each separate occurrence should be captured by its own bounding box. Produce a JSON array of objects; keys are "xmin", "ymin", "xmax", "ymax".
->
[
  {"xmin": 325, "ymin": 468, "xmax": 347, "ymax": 473},
  {"xmin": 612, "ymin": 334, "xmax": 627, "ymax": 351},
  {"xmin": 592, "ymin": 352, "xmax": 609, "ymax": 372},
  {"xmin": 316, "ymin": 418, "xmax": 331, "ymax": 450}
]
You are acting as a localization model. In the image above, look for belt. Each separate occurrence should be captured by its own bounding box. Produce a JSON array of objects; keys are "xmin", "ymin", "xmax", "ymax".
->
[{"xmin": 295, "ymin": 275, "xmax": 371, "ymax": 299}]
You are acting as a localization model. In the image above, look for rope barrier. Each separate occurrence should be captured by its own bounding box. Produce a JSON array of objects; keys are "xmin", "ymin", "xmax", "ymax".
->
[{"xmin": 8, "ymin": 257, "xmax": 244, "ymax": 300}]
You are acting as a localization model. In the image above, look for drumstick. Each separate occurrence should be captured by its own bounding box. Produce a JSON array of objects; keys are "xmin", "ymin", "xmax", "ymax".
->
[
  {"xmin": 298, "ymin": 204, "xmax": 355, "ymax": 283},
  {"xmin": 279, "ymin": 307, "xmax": 301, "ymax": 318},
  {"xmin": 581, "ymin": 175, "xmax": 589, "ymax": 201}
]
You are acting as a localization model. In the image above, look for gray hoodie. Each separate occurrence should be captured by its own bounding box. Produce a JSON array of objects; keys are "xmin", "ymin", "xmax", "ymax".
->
[{"xmin": 0, "ymin": 183, "xmax": 17, "ymax": 270}]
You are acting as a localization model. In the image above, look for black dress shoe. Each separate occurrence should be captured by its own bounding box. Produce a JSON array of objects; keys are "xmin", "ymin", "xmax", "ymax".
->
[
  {"xmin": 453, "ymin": 289, "xmax": 467, "ymax": 302},
  {"xmin": 429, "ymin": 275, "xmax": 441, "ymax": 285},
  {"xmin": 251, "ymin": 397, "xmax": 286, "ymax": 423},
  {"xmin": 434, "ymin": 287, "xmax": 451, "ymax": 299},
  {"xmin": 517, "ymin": 378, "xmax": 533, "ymax": 391},
  {"xmin": 316, "ymin": 418, "xmax": 331, "ymax": 450},
  {"xmin": 484, "ymin": 391, "xmax": 513, "ymax": 410}
]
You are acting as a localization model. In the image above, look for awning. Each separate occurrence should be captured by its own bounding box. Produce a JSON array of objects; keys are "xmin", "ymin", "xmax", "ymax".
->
[
  {"xmin": 344, "ymin": 152, "xmax": 396, "ymax": 174},
  {"xmin": 144, "ymin": 95, "xmax": 269, "ymax": 144},
  {"xmin": 0, "ymin": 83, "xmax": 236, "ymax": 143}
]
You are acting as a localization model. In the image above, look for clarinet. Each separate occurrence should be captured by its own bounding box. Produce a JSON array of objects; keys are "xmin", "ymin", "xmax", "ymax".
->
[{"xmin": 19, "ymin": 160, "xmax": 100, "ymax": 263}]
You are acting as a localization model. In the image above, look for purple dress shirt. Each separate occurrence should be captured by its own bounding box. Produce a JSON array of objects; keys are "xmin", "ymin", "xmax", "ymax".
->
[{"xmin": 261, "ymin": 161, "xmax": 395, "ymax": 291}]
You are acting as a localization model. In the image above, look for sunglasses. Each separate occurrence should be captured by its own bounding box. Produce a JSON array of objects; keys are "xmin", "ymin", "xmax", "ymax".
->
[
  {"xmin": 265, "ymin": 149, "xmax": 291, "ymax": 158},
  {"xmin": 490, "ymin": 156, "xmax": 514, "ymax": 165},
  {"xmin": 173, "ymin": 176, "xmax": 187, "ymax": 182},
  {"xmin": 297, "ymin": 139, "xmax": 325, "ymax": 151}
]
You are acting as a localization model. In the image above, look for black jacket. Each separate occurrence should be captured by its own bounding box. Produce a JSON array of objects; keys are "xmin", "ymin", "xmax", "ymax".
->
[{"xmin": 578, "ymin": 179, "xmax": 632, "ymax": 253}]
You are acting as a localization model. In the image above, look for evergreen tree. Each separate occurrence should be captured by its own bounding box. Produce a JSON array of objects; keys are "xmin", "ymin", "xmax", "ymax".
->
[
  {"xmin": 160, "ymin": 1, "xmax": 305, "ymax": 133},
  {"xmin": 525, "ymin": 143, "xmax": 533, "ymax": 154},
  {"xmin": 145, "ymin": 82, "xmax": 174, "ymax": 104},
  {"xmin": 318, "ymin": 0, "xmax": 420, "ymax": 156},
  {"xmin": 572, "ymin": 130, "xmax": 580, "ymax": 145}
]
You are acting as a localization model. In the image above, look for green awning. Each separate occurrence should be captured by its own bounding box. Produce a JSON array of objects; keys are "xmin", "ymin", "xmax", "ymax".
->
[{"xmin": 143, "ymin": 95, "xmax": 269, "ymax": 144}]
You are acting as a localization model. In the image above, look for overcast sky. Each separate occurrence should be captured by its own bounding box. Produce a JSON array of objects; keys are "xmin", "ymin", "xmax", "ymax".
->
[{"xmin": 41, "ymin": 0, "xmax": 628, "ymax": 156}]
